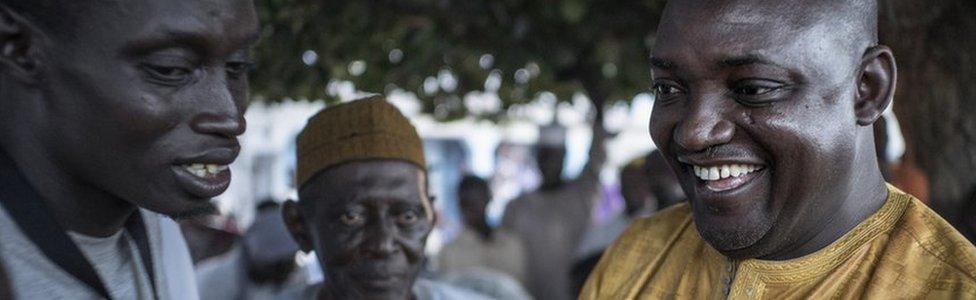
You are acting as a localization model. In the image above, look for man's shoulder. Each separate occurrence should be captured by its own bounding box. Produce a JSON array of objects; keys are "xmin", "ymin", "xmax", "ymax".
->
[
  {"xmin": 599, "ymin": 203, "xmax": 695, "ymax": 263},
  {"xmin": 413, "ymin": 278, "xmax": 493, "ymax": 300},
  {"xmin": 621, "ymin": 203, "xmax": 693, "ymax": 242},
  {"xmin": 579, "ymin": 203, "xmax": 699, "ymax": 298},
  {"xmin": 886, "ymin": 189, "xmax": 976, "ymax": 281}
]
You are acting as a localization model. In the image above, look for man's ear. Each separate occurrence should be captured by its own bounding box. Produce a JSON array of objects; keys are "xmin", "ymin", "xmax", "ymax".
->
[
  {"xmin": 854, "ymin": 45, "xmax": 897, "ymax": 126},
  {"xmin": 282, "ymin": 200, "xmax": 314, "ymax": 253},
  {"xmin": 0, "ymin": 5, "xmax": 40, "ymax": 82}
]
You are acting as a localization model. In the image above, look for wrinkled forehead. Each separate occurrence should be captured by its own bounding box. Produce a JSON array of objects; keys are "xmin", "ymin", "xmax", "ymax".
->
[
  {"xmin": 61, "ymin": 0, "xmax": 258, "ymax": 52},
  {"xmin": 302, "ymin": 160, "xmax": 432, "ymax": 213}
]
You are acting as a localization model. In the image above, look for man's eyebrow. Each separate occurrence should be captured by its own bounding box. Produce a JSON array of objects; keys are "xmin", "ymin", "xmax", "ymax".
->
[
  {"xmin": 718, "ymin": 54, "xmax": 781, "ymax": 68},
  {"xmin": 650, "ymin": 57, "xmax": 675, "ymax": 70},
  {"xmin": 122, "ymin": 29, "xmax": 212, "ymax": 55},
  {"xmin": 124, "ymin": 28, "xmax": 260, "ymax": 56}
]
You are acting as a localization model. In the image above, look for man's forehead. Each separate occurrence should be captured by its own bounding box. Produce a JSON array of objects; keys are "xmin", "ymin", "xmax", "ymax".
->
[
  {"xmin": 652, "ymin": 2, "xmax": 844, "ymax": 74},
  {"xmin": 308, "ymin": 160, "xmax": 427, "ymax": 200},
  {"xmin": 663, "ymin": 0, "xmax": 831, "ymax": 23},
  {"xmin": 74, "ymin": 0, "xmax": 258, "ymax": 51}
]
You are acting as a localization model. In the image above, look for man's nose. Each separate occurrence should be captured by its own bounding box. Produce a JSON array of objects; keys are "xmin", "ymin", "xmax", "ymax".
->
[
  {"xmin": 362, "ymin": 218, "xmax": 398, "ymax": 257},
  {"xmin": 189, "ymin": 72, "xmax": 246, "ymax": 138},
  {"xmin": 673, "ymin": 95, "xmax": 734, "ymax": 152}
]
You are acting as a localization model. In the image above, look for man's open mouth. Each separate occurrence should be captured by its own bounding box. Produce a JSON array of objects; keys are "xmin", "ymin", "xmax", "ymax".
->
[
  {"xmin": 172, "ymin": 163, "xmax": 232, "ymax": 199},
  {"xmin": 690, "ymin": 163, "xmax": 765, "ymax": 192},
  {"xmin": 179, "ymin": 163, "xmax": 229, "ymax": 178}
]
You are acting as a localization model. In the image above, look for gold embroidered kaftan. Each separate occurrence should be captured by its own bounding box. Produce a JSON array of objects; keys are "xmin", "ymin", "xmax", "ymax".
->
[{"xmin": 580, "ymin": 185, "xmax": 976, "ymax": 299}]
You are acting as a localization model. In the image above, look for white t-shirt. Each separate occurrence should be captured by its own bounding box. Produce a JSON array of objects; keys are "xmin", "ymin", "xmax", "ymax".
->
[
  {"xmin": 0, "ymin": 206, "xmax": 199, "ymax": 300},
  {"xmin": 67, "ymin": 230, "xmax": 154, "ymax": 300}
]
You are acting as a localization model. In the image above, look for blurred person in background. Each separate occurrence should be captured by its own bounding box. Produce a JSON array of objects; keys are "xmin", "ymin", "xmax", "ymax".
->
[
  {"xmin": 283, "ymin": 97, "xmax": 489, "ymax": 300},
  {"xmin": 502, "ymin": 115, "xmax": 606, "ymax": 300},
  {"xmin": 0, "ymin": 0, "xmax": 258, "ymax": 299},
  {"xmin": 196, "ymin": 200, "xmax": 306, "ymax": 300},
  {"xmin": 571, "ymin": 150, "xmax": 685, "ymax": 295},
  {"xmin": 180, "ymin": 212, "xmax": 241, "ymax": 264},
  {"xmin": 643, "ymin": 150, "xmax": 688, "ymax": 210},
  {"xmin": 438, "ymin": 174, "xmax": 531, "ymax": 299}
]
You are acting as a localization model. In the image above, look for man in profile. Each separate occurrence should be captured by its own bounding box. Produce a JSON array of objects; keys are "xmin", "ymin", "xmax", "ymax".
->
[
  {"xmin": 283, "ymin": 97, "xmax": 488, "ymax": 299},
  {"xmin": 0, "ymin": 1, "xmax": 259, "ymax": 298},
  {"xmin": 582, "ymin": 0, "xmax": 976, "ymax": 298}
]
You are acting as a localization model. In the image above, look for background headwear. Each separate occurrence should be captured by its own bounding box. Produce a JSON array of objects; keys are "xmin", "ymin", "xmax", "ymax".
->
[{"xmin": 295, "ymin": 95, "xmax": 426, "ymax": 188}]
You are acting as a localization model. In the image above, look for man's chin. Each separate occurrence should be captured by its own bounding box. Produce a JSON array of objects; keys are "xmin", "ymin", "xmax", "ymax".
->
[
  {"xmin": 164, "ymin": 201, "xmax": 218, "ymax": 220},
  {"xmin": 697, "ymin": 220, "xmax": 772, "ymax": 259}
]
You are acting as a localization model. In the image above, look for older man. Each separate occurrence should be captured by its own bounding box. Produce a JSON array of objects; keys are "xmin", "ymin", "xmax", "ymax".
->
[
  {"xmin": 283, "ymin": 97, "xmax": 487, "ymax": 300},
  {"xmin": 582, "ymin": 0, "xmax": 976, "ymax": 299},
  {"xmin": 0, "ymin": 1, "xmax": 258, "ymax": 299}
]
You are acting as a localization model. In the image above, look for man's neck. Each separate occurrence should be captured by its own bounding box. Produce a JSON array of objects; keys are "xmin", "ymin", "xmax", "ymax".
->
[
  {"xmin": 469, "ymin": 223, "xmax": 494, "ymax": 241},
  {"xmin": 540, "ymin": 180, "xmax": 565, "ymax": 192},
  {"xmin": 761, "ymin": 155, "xmax": 890, "ymax": 260},
  {"xmin": 1, "ymin": 141, "xmax": 136, "ymax": 237}
]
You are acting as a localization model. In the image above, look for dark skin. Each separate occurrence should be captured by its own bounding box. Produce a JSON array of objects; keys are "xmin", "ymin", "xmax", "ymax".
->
[
  {"xmin": 0, "ymin": 1, "xmax": 259, "ymax": 237},
  {"xmin": 620, "ymin": 151, "xmax": 685, "ymax": 217},
  {"xmin": 284, "ymin": 160, "xmax": 433, "ymax": 300},
  {"xmin": 536, "ymin": 146, "xmax": 567, "ymax": 191},
  {"xmin": 458, "ymin": 175, "xmax": 493, "ymax": 239},
  {"xmin": 619, "ymin": 162, "xmax": 653, "ymax": 217},
  {"xmin": 646, "ymin": 150, "xmax": 686, "ymax": 209},
  {"xmin": 649, "ymin": 0, "xmax": 896, "ymax": 260}
]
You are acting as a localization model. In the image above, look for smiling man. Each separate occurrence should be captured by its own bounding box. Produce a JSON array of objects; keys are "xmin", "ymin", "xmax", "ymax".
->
[
  {"xmin": 0, "ymin": 1, "xmax": 258, "ymax": 299},
  {"xmin": 283, "ymin": 97, "xmax": 488, "ymax": 300},
  {"xmin": 581, "ymin": 0, "xmax": 976, "ymax": 299}
]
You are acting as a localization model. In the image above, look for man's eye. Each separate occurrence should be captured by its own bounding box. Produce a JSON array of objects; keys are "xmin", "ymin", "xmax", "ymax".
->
[
  {"xmin": 397, "ymin": 211, "xmax": 419, "ymax": 225},
  {"xmin": 653, "ymin": 83, "xmax": 681, "ymax": 96},
  {"xmin": 225, "ymin": 61, "xmax": 252, "ymax": 78},
  {"xmin": 733, "ymin": 85, "xmax": 775, "ymax": 96},
  {"xmin": 339, "ymin": 212, "xmax": 365, "ymax": 226},
  {"xmin": 142, "ymin": 64, "xmax": 193, "ymax": 84}
]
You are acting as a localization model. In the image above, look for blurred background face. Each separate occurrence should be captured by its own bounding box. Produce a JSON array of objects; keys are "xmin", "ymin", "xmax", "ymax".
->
[
  {"xmin": 32, "ymin": 0, "xmax": 258, "ymax": 217},
  {"xmin": 649, "ymin": 1, "xmax": 865, "ymax": 257},
  {"xmin": 620, "ymin": 164, "xmax": 653, "ymax": 216},
  {"xmin": 536, "ymin": 146, "xmax": 566, "ymax": 189},
  {"xmin": 296, "ymin": 160, "xmax": 432, "ymax": 299},
  {"xmin": 646, "ymin": 151, "xmax": 687, "ymax": 209},
  {"xmin": 458, "ymin": 176, "xmax": 491, "ymax": 230}
]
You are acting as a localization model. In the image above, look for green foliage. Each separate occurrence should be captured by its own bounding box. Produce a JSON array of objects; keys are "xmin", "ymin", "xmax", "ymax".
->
[{"xmin": 252, "ymin": 0, "xmax": 666, "ymax": 121}]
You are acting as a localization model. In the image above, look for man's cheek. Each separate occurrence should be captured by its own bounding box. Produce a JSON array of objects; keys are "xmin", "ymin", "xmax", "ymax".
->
[{"xmin": 321, "ymin": 230, "xmax": 361, "ymax": 259}]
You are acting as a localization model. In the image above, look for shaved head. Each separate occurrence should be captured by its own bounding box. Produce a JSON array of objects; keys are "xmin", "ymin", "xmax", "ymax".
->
[
  {"xmin": 0, "ymin": 1, "xmax": 89, "ymax": 37},
  {"xmin": 659, "ymin": 0, "xmax": 878, "ymax": 70}
]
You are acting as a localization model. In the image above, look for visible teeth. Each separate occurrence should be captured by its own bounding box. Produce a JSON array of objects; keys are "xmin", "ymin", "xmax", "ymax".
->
[
  {"xmin": 181, "ymin": 163, "xmax": 228, "ymax": 178},
  {"xmin": 692, "ymin": 164, "xmax": 763, "ymax": 181}
]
